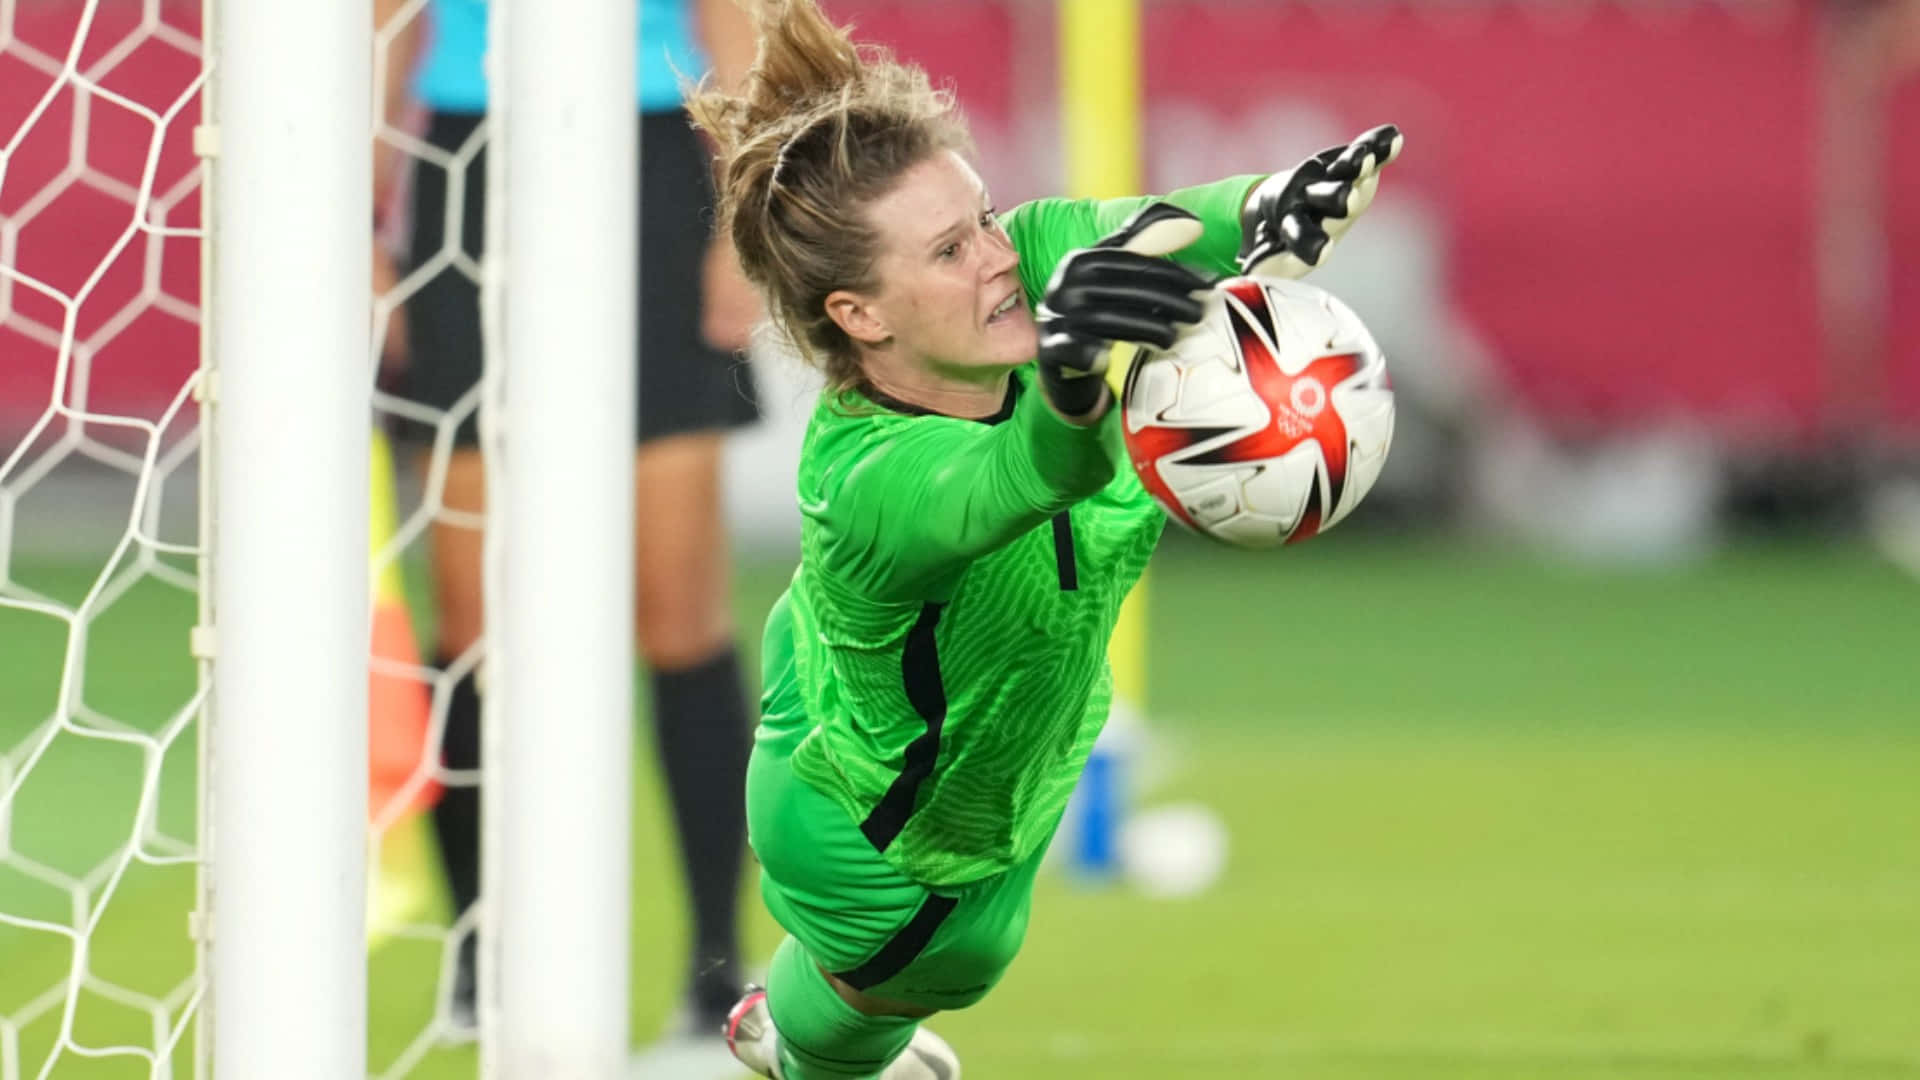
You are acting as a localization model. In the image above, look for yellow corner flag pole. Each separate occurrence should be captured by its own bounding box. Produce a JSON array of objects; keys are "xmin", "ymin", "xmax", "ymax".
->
[
  {"xmin": 1061, "ymin": 0, "xmax": 1147, "ymax": 880},
  {"xmin": 1062, "ymin": 0, "xmax": 1148, "ymax": 710},
  {"xmin": 1062, "ymin": 0, "xmax": 1140, "ymax": 203}
]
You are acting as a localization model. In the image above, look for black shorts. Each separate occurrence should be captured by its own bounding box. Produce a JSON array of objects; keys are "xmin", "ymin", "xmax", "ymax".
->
[{"xmin": 398, "ymin": 109, "xmax": 759, "ymax": 448}]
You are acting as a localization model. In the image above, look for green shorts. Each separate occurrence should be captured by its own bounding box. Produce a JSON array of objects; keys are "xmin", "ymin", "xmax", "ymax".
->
[{"xmin": 746, "ymin": 729, "xmax": 1045, "ymax": 1012}]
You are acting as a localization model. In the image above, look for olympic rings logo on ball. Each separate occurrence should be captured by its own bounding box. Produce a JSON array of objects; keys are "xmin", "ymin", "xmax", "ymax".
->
[{"xmin": 1290, "ymin": 378, "xmax": 1327, "ymax": 418}]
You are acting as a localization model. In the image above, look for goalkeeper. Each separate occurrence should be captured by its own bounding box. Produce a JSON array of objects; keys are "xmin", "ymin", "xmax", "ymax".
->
[{"xmin": 688, "ymin": 2, "xmax": 1402, "ymax": 1076}]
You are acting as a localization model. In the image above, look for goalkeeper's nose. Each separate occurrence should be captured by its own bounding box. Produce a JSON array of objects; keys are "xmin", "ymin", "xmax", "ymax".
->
[{"xmin": 983, "ymin": 223, "xmax": 1019, "ymax": 279}]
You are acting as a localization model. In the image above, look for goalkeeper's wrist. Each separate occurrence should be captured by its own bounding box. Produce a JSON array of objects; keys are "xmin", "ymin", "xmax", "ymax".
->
[{"xmin": 1039, "ymin": 376, "xmax": 1110, "ymax": 426}]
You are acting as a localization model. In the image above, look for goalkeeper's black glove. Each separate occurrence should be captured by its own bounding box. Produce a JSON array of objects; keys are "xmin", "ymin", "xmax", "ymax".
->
[
  {"xmin": 1036, "ymin": 203, "xmax": 1211, "ymax": 422},
  {"xmin": 1238, "ymin": 123, "xmax": 1405, "ymax": 279}
]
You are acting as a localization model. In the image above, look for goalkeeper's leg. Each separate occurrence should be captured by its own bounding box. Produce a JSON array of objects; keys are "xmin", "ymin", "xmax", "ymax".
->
[
  {"xmin": 735, "ymin": 723, "xmax": 1048, "ymax": 1078},
  {"xmin": 727, "ymin": 936, "xmax": 929, "ymax": 1079}
]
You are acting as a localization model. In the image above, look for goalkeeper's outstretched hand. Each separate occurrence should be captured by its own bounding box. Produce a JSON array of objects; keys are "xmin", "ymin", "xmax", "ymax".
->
[
  {"xmin": 1238, "ymin": 124, "xmax": 1405, "ymax": 280},
  {"xmin": 1036, "ymin": 203, "xmax": 1210, "ymax": 422}
]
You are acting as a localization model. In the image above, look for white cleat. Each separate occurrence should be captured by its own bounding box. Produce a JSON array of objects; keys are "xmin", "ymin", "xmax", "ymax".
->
[
  {"xmin": 886, "ymin": 1025, "xmax": 961, "ymax": 1080},
  {"xmin": 723, "ymin": 987, "xmax": 961, "ymax": 1080},
  {"xmin": 724, "ymin": 988, "xmax": 783, "ymax": 1078}
]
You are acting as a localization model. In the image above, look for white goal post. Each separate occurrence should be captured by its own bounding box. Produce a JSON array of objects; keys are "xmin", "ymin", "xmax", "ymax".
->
[
  {"xmin": 207, "ymin": 0, "xmax": 639, "ymax": 1071},
  {"xmin": 205, "ymin": 0, "xmax": 370, "ymax": 1072},
  {"xmin": 0, "ymin": 0, "xmax": 635, "ymax": 1074},
  {"xmin": 486, "ymin": 0, "xmax": 638, "ymax": 1074}
]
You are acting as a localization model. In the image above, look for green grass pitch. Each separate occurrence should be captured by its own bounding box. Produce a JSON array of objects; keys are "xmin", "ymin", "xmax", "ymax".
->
[{"xmin": 1, "ymin": 536, "xmax": 1916, "ymax": 1078}]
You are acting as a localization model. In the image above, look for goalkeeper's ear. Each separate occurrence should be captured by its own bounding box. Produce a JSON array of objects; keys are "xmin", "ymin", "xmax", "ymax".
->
[{"xmin": 1096, "ymin": 202, "xmax": 1205, "ymax": 259}]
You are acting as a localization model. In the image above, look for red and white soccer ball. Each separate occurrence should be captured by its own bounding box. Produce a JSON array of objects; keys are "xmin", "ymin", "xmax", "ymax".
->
[{"xmin": 1121, "ymin": 275, "xmax": 1394, "ymax": 549}]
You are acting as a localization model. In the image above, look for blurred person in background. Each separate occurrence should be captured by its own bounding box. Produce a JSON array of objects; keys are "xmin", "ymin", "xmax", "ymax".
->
[{"xmin": 371, "ymin": 0, "xmax": 763, "ymax": 1041}]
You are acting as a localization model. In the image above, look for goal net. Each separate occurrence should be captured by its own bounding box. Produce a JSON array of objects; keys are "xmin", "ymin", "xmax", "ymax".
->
[
  {"xmin": 0, "ymin": 0, "xmax": 483, "ymax": 1074},
  {"xmin": 1, "ymin": 0, "xmax": 210, "ymax": 1073}
]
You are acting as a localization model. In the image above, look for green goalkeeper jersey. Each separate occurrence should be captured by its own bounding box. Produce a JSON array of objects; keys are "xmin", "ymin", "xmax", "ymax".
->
[{"xmin": 759, "ymin": 174, "xmax": 1262, "ymax": 887}]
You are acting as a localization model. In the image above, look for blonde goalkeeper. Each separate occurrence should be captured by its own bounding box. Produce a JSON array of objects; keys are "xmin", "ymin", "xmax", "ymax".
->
[{"xmin": 689, "ymin": 2, "xmax": 1402, "ymax": 1075}]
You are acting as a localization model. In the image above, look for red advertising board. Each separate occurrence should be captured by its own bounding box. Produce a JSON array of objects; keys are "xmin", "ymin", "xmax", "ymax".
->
[{"xmin": 4, "ymin": 1, "xmax": 1914, "ymax": 438}]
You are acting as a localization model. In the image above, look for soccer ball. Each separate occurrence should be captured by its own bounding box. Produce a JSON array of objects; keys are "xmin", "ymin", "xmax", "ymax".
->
[{"xmin": 1120, "ymin": 275, "xmax": 1394, "ymax": 548}]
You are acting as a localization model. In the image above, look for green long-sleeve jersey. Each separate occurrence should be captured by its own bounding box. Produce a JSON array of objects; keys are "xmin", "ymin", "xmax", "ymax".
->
[{"xmin": 757, "ymin": 174, "xmax": 1263, "ymax": 887}]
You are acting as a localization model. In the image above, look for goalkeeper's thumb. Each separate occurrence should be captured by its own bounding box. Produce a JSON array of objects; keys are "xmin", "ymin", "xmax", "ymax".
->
[
  {"xmin": 1095, "ymin": 202, "xmax": 1205, "ymax": 259},
  {"xmin": 1079, "ymin": 202, "xmax": 1207, "ymax": 399}
]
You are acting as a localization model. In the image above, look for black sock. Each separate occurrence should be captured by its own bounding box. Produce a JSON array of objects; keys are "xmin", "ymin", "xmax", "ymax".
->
[
  {"xmin": 430, "ymin": 659, "xmax": 483, "ymax": 931},
  {"xmin": 650, "ymin": 646, "xmax": 753, "ymax": 1017}
]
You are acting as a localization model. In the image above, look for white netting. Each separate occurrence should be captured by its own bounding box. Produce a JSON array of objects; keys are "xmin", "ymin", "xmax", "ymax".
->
[
  {"xmin": 363, "ymin": 0, "xmax": 496, "ymax": 1073},
  {"xmin": 0, "ymin": 0, "xmax": 208, "ymax": 1074},
  {"xmin": 0, "ymin": 0, "xmax": 483, "ymax": 1074}
]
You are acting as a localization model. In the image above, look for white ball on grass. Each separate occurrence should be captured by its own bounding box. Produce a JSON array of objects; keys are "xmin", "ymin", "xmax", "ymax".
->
[{"xmin": 1120, "ymin": 803, "xmax": 1228, "ymax": 899}]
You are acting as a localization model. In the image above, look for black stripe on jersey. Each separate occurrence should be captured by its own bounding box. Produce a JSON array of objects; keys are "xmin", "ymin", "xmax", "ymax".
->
[
  {"xmin": 1051, "ymin": 511, "xmax": 1078, "ymax": 591},
  {"xmin": 859, "ymin": 377, "xmax": 1020, "ymax": 425},
  {"xmin": 860, "ymin": 601, "xmax": 947, "ymax": 852},
  {"xmin": 832, "ymin": 891, "xmax": 959, "ymax": 990}
]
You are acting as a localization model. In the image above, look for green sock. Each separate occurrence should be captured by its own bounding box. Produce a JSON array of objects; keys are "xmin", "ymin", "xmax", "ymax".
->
[{"xmin": 766, "ymin": 935, "xmax": 918, "ymax": 1080}]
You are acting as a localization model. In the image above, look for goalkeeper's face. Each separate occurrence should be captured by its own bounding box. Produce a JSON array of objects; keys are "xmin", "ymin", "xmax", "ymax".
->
[{"xmin": 836, "ymin": 151, "xmax": 1037, "ymax": 375}]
